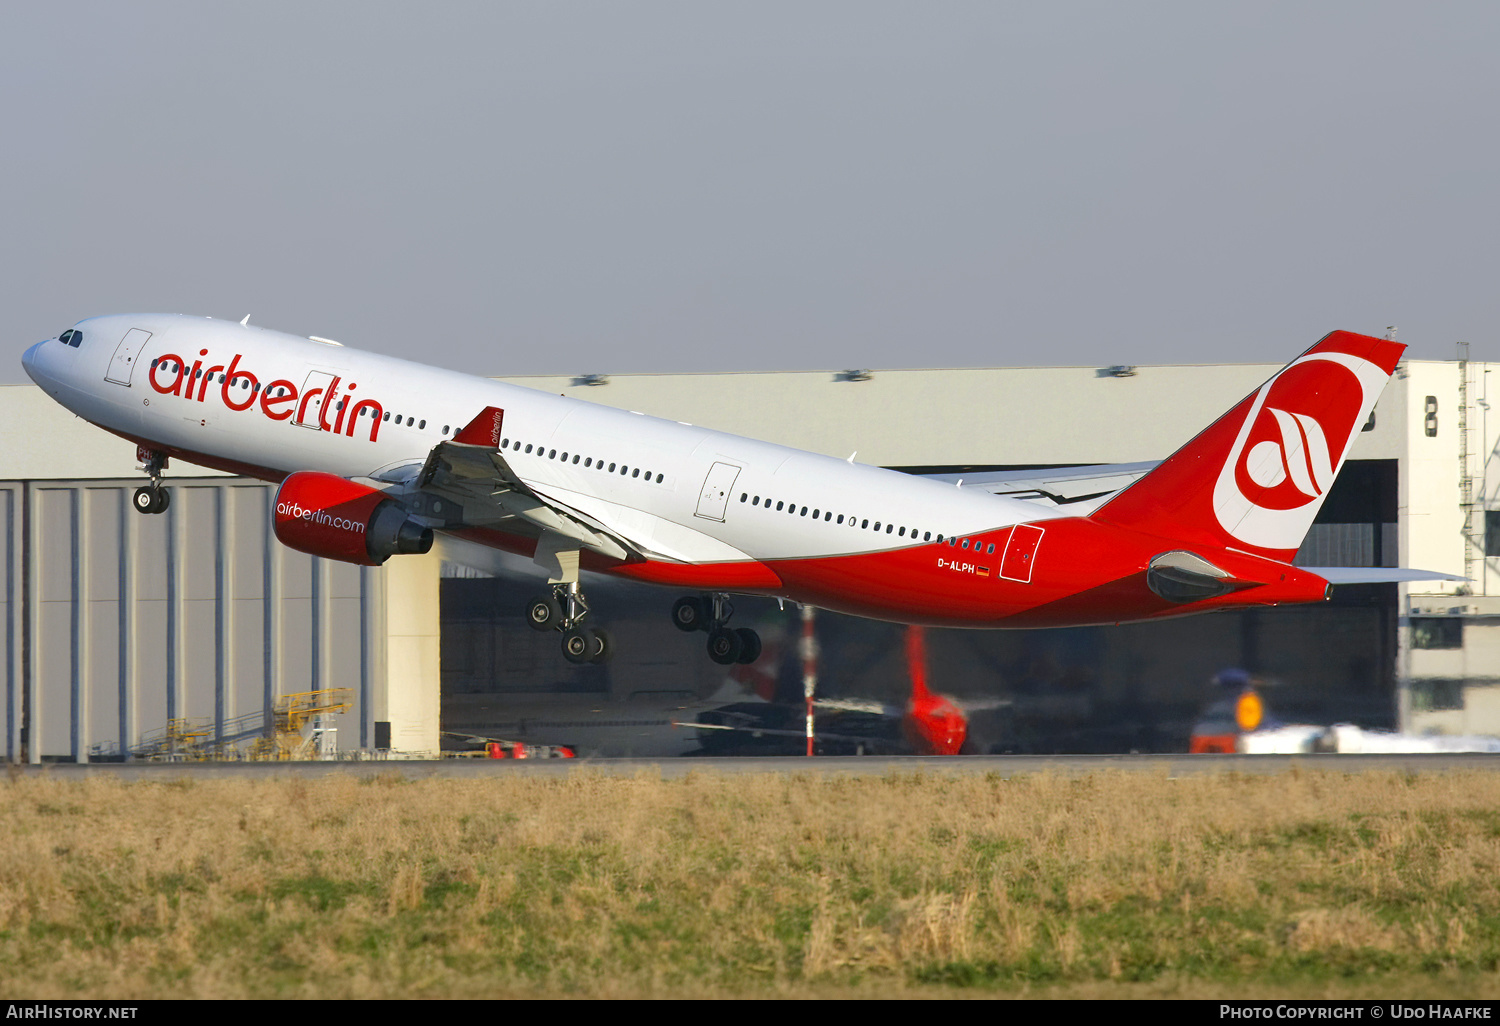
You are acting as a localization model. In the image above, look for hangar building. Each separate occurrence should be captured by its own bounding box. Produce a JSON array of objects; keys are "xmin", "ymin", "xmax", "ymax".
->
[{"xmin": 2, "ymin": 346, "xmax": 1494, "ymax": 760}]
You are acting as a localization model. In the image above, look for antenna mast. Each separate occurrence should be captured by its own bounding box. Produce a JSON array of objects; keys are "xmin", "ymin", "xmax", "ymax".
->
[{"xmin": 1459, "ymin": 339, "xmax": 1477, "ymax": 589}]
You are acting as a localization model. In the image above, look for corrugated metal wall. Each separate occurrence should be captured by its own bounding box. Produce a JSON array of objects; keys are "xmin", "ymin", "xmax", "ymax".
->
[{"xmin": 4, "ymin": 478, "xmax": 381, "ymax": 762}]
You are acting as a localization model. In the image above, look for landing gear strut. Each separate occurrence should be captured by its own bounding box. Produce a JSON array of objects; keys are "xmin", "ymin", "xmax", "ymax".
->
[
  {"xmin": 132, "ymin": 447, "xmax": 171, "ymax": 515},
  {"xmin": 672, "ymin": 593, "xmax": 761, "ymax": 665},
  {"xmin": 526, "ymin": 582, "xmax": 610, "ymax": 664}
]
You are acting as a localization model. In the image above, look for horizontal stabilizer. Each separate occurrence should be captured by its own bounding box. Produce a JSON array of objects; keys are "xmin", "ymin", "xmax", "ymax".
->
[{"xmin": 1303, "ymin": 567, "xmax": 1468, "ymax": 585}]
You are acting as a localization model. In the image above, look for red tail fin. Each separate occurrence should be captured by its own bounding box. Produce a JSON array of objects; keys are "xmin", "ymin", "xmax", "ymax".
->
[
  {"xmin": 902, "ymin": 626, "xmax": 968, "ymax": 756},
  {"xmin": 1092, "ymin": 330, "xmax": 1404, "ymax": 563}
]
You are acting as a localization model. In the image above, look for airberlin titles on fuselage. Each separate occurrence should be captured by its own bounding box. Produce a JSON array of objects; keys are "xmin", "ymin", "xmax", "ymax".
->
[{"xmin": 148, "ymin": 349, "xmax": 386, "ymax": 441}]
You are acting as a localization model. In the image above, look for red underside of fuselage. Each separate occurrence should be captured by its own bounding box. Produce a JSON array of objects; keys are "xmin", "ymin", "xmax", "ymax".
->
[
  {"xmin": 784, "ymin": 519, "xmax": 1329, "ymax": 626},
  {"xmin": 106, "ymin": 426, "xmax": 294, "ymax": 483},
  {"xmin": 114, "ymin": 428, "xmax": 1327, "ymax": 629},
  {"xmin": 466, "ymin": 517, "xmax": 1324, "ymax": 628}
]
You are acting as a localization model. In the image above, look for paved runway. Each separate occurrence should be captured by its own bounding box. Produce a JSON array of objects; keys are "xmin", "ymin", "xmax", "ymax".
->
[{"xmin": 14, "ymin": 752, "xmax": 1500, "ymax": 779}]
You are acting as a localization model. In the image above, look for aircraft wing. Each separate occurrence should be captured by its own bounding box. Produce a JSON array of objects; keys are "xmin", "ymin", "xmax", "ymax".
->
[
  {"xmin": 916, "ymin": 462, "xmax": 1160, "ymax": 512},
  {"xmin": 380, "ymin": 406, "xmax": 639, "ymax": 564}
]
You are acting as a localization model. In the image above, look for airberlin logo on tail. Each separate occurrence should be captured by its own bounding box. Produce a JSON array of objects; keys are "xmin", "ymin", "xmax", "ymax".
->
[
  {"xmin": 1212, "ymin": 351, "xmax": 1388, "ymax": 551},
  {"xmin": 1243, "ymin": 407, "xmax": 1336, "ymax": 500}
]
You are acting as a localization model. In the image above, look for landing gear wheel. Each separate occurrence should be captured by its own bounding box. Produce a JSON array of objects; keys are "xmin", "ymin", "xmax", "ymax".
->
[
  {"xmin": 587, "ymin": 627, "xmax": 612, "ymax": 665},
  {"xmin": 132, "ymin": 486, "xmax": 168, "ymax": 515},
  {"xmin": 734, "ymin": 628, "xmax": 762, "ymax": 665},
  {"xmin": 706, "ymin": 626, "xmax": 744, "ymax": 666},
  {"xmin": 561, "ymin": 628, "xmax": 593, "ymax": 664},
  {"xmin": 672, "ymin": 596, "xmax": 706, "ymax": 632},
  {"xmin": 526, "ymin": 594, "xmax": 563, "ymax": 632}
]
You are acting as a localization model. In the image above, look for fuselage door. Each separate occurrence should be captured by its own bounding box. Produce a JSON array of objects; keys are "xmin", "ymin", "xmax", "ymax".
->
[
  {"xmin": 694, "ymin": 461, "xmax": 742, "ymax": 521},
  {"xmin": 1000, "ymin": 524, "xmax": 1044, "ymax": 583},
  {"xmin": 296, "ymin": 370, "xmax": 336, "ymax": 429},
  {"xmin": 104, "ymin": 328, "xmax": 152, "ymax": 386}
]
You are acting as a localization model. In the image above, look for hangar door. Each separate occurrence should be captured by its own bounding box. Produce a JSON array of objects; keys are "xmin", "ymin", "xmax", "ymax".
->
[{"xmin": 2, "ymin": 478, "xmax": 381, "ymax": 762}]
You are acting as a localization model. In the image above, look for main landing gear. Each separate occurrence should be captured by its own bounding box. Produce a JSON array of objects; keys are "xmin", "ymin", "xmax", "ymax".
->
[
  {"xmin": 672, "ymin": 594, "xmax": 762, "ymax": 666},
  {"xmin": 132, "ymin": 448, "xmax": 171, "ymax": 515},
  {"xmin": 526, "ymin": 582, "xmax": 611, "ymax": 665}
]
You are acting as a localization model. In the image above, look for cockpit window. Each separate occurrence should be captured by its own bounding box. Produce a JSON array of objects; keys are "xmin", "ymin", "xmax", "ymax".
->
[{"xmin": 58, "ymin": 329, "xmax": 82, "ymax": 348}]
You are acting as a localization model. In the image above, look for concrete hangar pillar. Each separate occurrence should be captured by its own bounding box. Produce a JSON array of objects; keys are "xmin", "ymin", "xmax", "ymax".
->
[
  {"xmin": 373, "ymin": 550, "xmax": 442, "ymax": 755},
  {"xmin": 0, "ymin": 385, "xmax": 442, "ymax": 762}
]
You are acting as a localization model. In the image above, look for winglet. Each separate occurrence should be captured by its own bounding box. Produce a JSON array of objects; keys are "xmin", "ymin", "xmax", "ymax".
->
[{"xmin": 453, "ymin": 406, "xmax": 504, "ymax": 447}]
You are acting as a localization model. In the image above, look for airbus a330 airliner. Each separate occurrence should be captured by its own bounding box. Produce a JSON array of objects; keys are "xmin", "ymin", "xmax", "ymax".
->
[{"xmin": 21, "ymin": 315, "xmax": 1454, "ymax": 666}]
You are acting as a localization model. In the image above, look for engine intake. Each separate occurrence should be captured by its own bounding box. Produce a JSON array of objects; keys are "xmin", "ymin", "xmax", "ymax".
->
[{"xmin": 274, "ymin": 471, "xmax": 434, "ymax": 566}]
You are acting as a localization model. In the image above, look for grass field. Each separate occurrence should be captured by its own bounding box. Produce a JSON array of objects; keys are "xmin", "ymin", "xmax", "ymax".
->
[{"xmin": 3, "ymin": 766, "xmax": 1500, "ymax": 998}]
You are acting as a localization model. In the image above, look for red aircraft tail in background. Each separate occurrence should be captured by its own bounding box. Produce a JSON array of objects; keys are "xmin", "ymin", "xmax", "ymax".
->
[{"xmin": 902, "ymin": 626, "xmax": 968, "ymax": 755}]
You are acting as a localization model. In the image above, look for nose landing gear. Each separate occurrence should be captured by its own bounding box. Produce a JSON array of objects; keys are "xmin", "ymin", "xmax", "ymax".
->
[
  {"xmin": 132, "ymin": 447, "xmax": 171, "ymax": 515},
  {"xmin": 527, "ymin": 582, "xmax": 611, "ymax": 664},
  {"xmin": 672, "ymin": 594, "xmax": 762, "ymax": 665}
]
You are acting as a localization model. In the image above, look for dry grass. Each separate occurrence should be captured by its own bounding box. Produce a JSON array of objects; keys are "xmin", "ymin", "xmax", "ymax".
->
[{"xmin": 3, "ymin": 767, "xmax": 1500, "ymax": 997}]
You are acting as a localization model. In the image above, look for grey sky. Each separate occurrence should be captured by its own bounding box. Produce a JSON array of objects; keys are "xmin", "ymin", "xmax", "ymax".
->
[{"xmin": 3, "ymin": 2, "xmax": 1497, "ymax": 381}]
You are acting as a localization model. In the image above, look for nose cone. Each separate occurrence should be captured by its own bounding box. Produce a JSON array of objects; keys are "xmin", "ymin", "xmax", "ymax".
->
[{"xmin": 21, "ymin": 341, "xmax": 47, "ymax": 385}]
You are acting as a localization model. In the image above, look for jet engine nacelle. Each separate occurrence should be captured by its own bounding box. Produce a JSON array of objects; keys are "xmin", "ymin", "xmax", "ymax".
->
[{"xmin": 274, "ymin": 471, "xmax": 433, "ymax": 566}]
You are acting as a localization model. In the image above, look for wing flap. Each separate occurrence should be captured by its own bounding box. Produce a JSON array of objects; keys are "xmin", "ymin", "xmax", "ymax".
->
[{"xmin": 413, "ymin": 406, "xmax": 637, "ymax": 563}]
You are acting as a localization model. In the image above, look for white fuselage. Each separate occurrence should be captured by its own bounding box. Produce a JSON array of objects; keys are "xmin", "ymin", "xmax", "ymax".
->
[{"xmin": 23, "ymin": 314, "xmax": 1058, "ymax": 572}]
